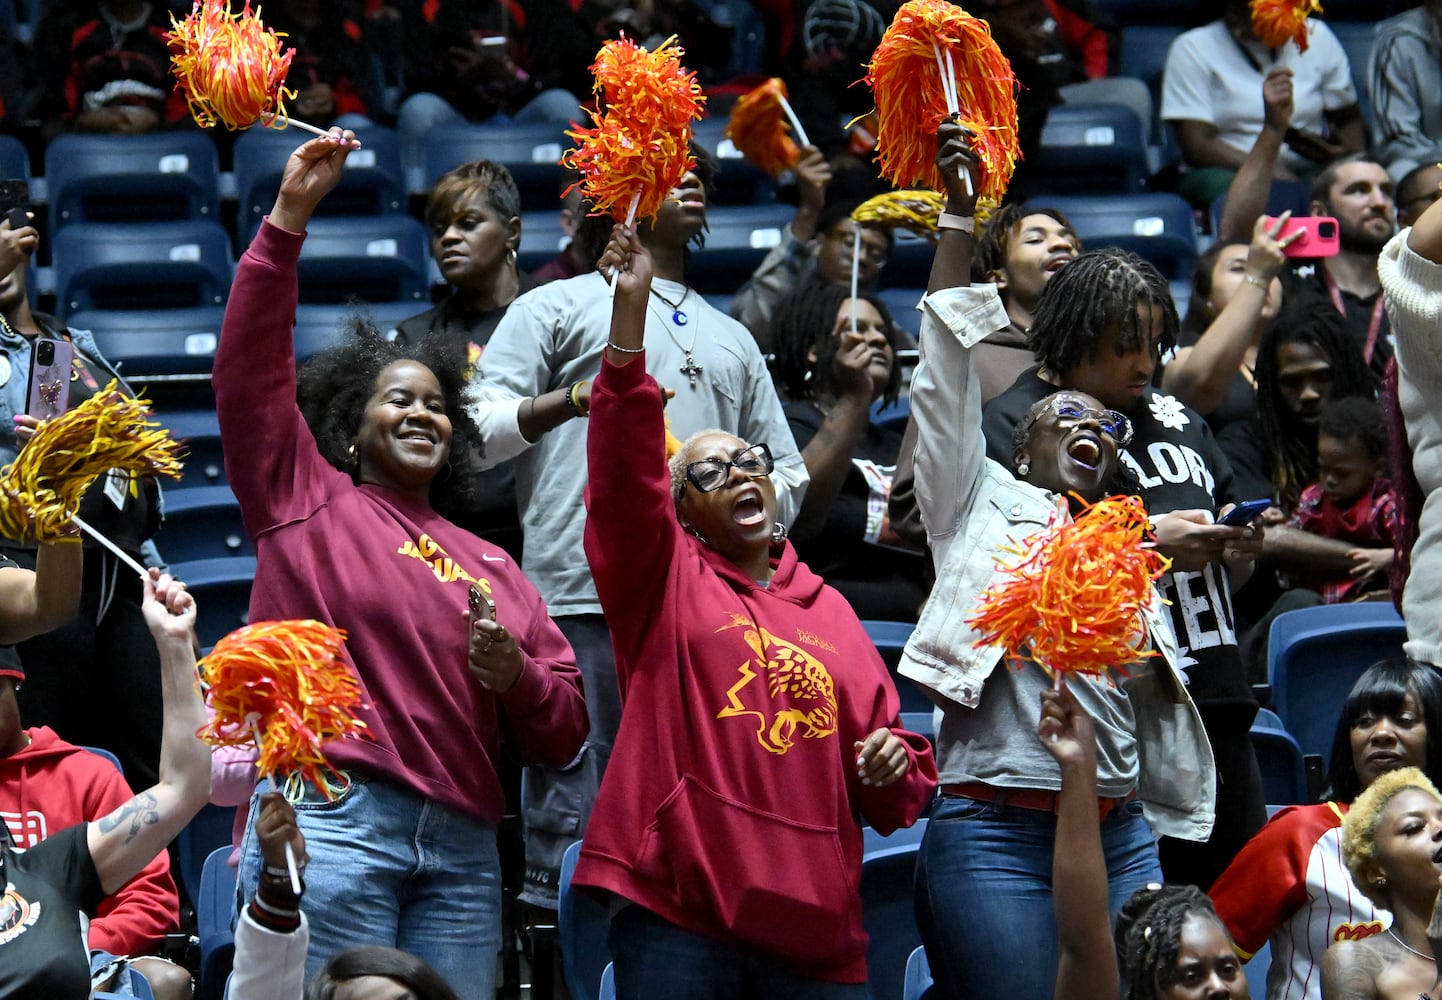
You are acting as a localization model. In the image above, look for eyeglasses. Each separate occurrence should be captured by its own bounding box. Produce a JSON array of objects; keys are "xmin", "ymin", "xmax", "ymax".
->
[
  {"xmin": 1035, "ymin": 396, "xmax": 1133, "ymax": 446},
  {"xmin": 685, "ymin": 443, "xmax": 774, "ymax": 493}
]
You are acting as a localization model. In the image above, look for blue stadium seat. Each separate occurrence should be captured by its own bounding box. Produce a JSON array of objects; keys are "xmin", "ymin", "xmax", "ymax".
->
[
  {"xmin": 903, "ymin": 945, "xmax": 933, "ymax": 1000},
  {"xmin": 158, "ymin": 408, "xmax": 226, "ymax": 490},
  {"xmin": 171, "ymin": 556, "xmax": 255, "ymax": 650},
  {"xmin": 1119, "ymin": 25, "xmax": 1185, "ymax": 146},
  {"xmin": 559, "ymin": 839, "xmax": 612, "ymax": 1000},
  {"xmin": 1267, "ymin": 602, "xmax": 1407, "ymax": 759},
  {"xmin": 692, "ymin": 116, "xmax": 777, "ymax": 206},
  {"xmin": 599, "ymin": 962, "xmax": 616, "ymax": 1000},
  {"xmin": 1028, "ymin": 193, "xmax": 1198, "ymax": 281},
  {"xmin": 1035, "ymin": 103, "xmax": 1151, "ymax": 194},
  {"xmin": 45, "ymin": 132, "xmax": 220, "ymax": 234},
  {"xmin": 176, "ymin": 803, "xmax": 237, "ymax": 911},
  {"xmin": 517, "ymin": 213, "xmax": 570, "ymax": 273},
  {"xmin": 1210, "ymin": 181, "xmax": 1313, "ymax": 239},
  {"xmin": 871, "ymin": 396, "xmax": 910, "ymax": 436},
  {"xmin": 156, "ymin": 485, "xmax": 251, "ymax": 562},
  {"xmin": 690, "ymin": 204, "xmax": 789, "ymax": 294},
  {"xmin": 70, "ymin": 306, "xmax": 223, "ymax": 378},
  {"xmin": 81, "ymin": 745, "xmax": 123, "ymax": 774},
  {"xmin": 197, "ymin": 845, "xmax": 237, "ymax": 1000},
  {"xmin": 420, "ymin": 121, "xmax": 571, "ymax": 210},
  {"xmin": 53, "ymin": 222, "xmax": 232, "ymax": 317},
  {"xmin": 863, "ymin": 819, "xmax": 929, "ymax": 1000},
  {"xmin": 292, "ymin": 300, "xmax": 426, "ymax": 358},
  {"xmin": 863, "ymin": 619, "xmax": 930, "ymax": 715},
  {"xmin": 1251, "ymin": 722, "xmax": 1309, "ymax": 807},
  {"xmin": 289, "ymin": 215, "xmax": 431, "ymax": 305},
  {"xmin": 1329, "ymin": 21, "xmax": 1376, "ymax": 128},
  {"xmin": 0, "ymin": 134, "xmax": 30, "ymax": 186},
  {"xmin": 233, "ymin": 125, "xmax": 405, "ymax": 240},
  {"xmin": 877, "ymin": 287, "xmax": 923, "ymax": 343}
]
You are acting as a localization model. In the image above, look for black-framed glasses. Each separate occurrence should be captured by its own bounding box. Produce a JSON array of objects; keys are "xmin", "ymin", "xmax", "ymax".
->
[
  {"xmin": 685, "ymin": 443, "xmax": 774, "ymax": 493},
  {"xmin": 1036, "ymin": 396, "xmax": 1133, "ymax": 446}
]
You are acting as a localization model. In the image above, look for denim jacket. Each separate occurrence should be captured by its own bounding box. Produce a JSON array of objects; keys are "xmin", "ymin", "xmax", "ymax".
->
[{"xmin": 898, "ymin": 286, "xmax": 1215, "ymax": 842}]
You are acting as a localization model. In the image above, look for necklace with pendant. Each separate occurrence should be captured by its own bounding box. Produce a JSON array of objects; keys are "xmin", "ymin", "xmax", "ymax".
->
[{"xmin": 649, "ymin": 286, "xmax": 704, "ymax": 387}]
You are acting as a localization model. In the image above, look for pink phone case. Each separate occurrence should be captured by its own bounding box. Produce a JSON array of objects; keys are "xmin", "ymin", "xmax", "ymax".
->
[{"xmin": 1270, "ymin": 215, "xmax": 1340, "ymax": 258}]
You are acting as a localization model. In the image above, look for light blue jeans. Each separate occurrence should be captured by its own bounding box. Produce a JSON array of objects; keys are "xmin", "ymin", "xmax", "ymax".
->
[
  {"xmin": 237, "ymin": 773, "xmax": 501, "ymax": 999},
  {"xmin": 915, "ymin": 794, "xmax": 1161, "ymax": 1000}
]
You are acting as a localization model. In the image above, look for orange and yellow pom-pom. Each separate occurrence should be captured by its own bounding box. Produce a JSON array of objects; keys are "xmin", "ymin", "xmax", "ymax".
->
[
  {"xmin": 167, "ymin": 0, "xmax": 295, "ymax": 131},
  {"xmin": 966, "ymin": 494, "xmax": 1171, "ymax": 679},
  {"xmin": 1250, "ymin": 0, "xmax": 1322, "ymax": 52},
  {"xmin": 727, "ymin": 78, "xmax": 802, "ymax": 178},
  {"xmin": 0, "ymin": 383, "xmax": 183, "ymax": 542},
  {"xmin": 563, "ymin": 34, "xmax": 705, "ymax": 223},
  {"xmin": 852, "ymin": 189, "xmax": 947, "ymax": 237},
  {"xmin": 864, "ymin": 0, "xmax": 1020, "ymax": 203},
  {"xmin": 197, "ymin": 620, "xmax": 368, "ymax": 798}
]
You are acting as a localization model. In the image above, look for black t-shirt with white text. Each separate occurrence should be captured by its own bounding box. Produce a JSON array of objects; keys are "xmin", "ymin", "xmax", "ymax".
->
[{"xmin": 0, "ymin": 824, "xmax": 102, "ymax": 999}]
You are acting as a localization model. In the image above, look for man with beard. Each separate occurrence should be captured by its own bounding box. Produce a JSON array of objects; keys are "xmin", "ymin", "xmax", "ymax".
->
[
  {"xmin": 1217, "ymin": 78, "xmax": 1398, "ymax": 381},
  {"xmin": 982, "ymin": 250, "xmax": 1268, "ymax": 890}
]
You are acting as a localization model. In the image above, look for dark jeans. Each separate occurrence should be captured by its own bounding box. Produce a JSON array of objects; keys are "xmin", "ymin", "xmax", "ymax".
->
[{"xmin": 609, "ymin": 904, "xmax": 868, "ymax": 1000}]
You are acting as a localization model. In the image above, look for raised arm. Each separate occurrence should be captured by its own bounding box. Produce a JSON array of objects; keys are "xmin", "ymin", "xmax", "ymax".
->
[
  {"xmin": 1218, "ymin": 68, "xmax": 1294, "ymax": 244},
  {"xmin": 0, "ymin": 541, "xmax": 82, "ymax": 643},
  {"xmin": 1041, "ymin": 680, "xmax": 1120, "ymax": 1000},
  {"xmin": 86, "ymin": 570, "xmax": 209, "ymax": 895}
]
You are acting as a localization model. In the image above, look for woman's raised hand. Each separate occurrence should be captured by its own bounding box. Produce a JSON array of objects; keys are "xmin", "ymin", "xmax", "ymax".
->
[
  {"xmin": 269, "ymin": 129, "xmax": 360, "ymax": 234},
  {"xmin": 936, "ymin": 118, "xmax": 980, "ymax": 216},
  {"xmin": 599, "ymin": 223, "xmax": 654, "ymax": 300},
  {"xmin": 1246, "ymin": 210, "xmax": 1301, "ymax": 283}
]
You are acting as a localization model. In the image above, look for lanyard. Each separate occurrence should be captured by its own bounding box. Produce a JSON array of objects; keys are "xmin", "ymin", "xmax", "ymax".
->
[{"xmin": 1322, "ymin": 268, "xmax": 1385, "ymax": 363}]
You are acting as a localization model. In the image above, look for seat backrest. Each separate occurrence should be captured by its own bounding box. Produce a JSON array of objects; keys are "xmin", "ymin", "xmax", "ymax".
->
[
  {"xmin": 862, "ymin": 824, "xmax": 927, "ymax": 1000},
  {"xmin": 689, "ymin": 204, "xmax": 789, "ymax": 294},
  {"xmin": 53, "ymin": 221, "xmax": 233, "ymax": 317},
  {"xmin": 1028, "ymin": 193, "xmax": 1198, "ymax": 280},
  {"xmin": 197, "ymin": 844, "xmax": 238, "ymax": 1000},
  {"xmin": 1251, "ymin": 725, "xmax": 1309, "ymax": 807},
  {"xmin": 903, "ymin": 945, "xmax": 933, "ymax": 1000},
  {"xmin": 233, "ymin": 125, "xmax": 405, "ymax": 239},
  {"xmin": 421, "ymin": 121, "xmax": 571, "ymax": 211},
  {"xmin": 559, "ymin": 840, "xmax": 613, "ymax": 1000},
  {"xmin": 81, "ymin": 745, "xmax": 123, "ymax": 774},
  {"xmin": 0, "ymin": 134, "xmax": 30, "ymax": 185},
  {"xmin": 1329, "ymin": 21, "xmax": 1375, "ymax": 126},
  {"xmin": 70, "ymin": 306, "xmax": 224, "ymax": 378},
  {"xmin": 156, "ymin": 485, "xmax": 252, "ymax": 562},
  {"xmin": 157, "ymin": 408, "xmax": 226, "ymax": 489},
  {"xmin": 292, "ymin": 215, "xmax": 431, "ymax": 304},
  {"xmin": 862, "ymin": 619, "xmax": 930, "ymax": 715},
  {"xmin": 1035, "ymin": 103, "xmax": 1150, "ymax": 194},
  {"xmin": 1268, "ymin": 603, "xmax": 1407, "ymax": 758},
  {"xmin": 691, "ymin": 116, "xmax": 777, "ymax": 206},
  {"xmin": 169, "ymin": 556, "xmax": 256, "ymax": 650},
  {"xmin": 45, "ymin": 132, "xmax": 220, "ymax": 234}
]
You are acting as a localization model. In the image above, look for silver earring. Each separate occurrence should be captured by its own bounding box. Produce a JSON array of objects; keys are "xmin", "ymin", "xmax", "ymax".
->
[
  {"xmin": 347, "ymin": 442, "xmax": 358, "ymax": 468},
  {"xmin": 1017, "ymin": 461, "xmax": 1030, "ymax": 477},
  {"xmin": 772, "ymin": 522, "xmax": 788, "ymax": 544},
  {"xmin": 1376, "ymin": 877, "xmax": 1388, "ymax": 888},
  {"xmin": 507, "ymin": 247, "xmax": 517, "ymax": 266}
]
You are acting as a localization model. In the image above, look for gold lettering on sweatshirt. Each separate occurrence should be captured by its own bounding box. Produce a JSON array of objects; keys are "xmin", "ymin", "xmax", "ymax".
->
[{"xmin": 716, "ymin": 612, "xmax": 837, "ymax": 754}]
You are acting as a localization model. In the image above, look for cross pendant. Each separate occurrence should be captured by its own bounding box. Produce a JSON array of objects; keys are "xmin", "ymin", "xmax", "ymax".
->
[{"xmin": 680, "ymin": 353, "xmax": 703, "ymax": 387}]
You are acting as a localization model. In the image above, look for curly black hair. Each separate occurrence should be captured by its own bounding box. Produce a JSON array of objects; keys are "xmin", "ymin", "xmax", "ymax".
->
[
  {"xmin": 972, "ymin": 203, "xmax": 1078, "ymax": 284},
  {"xmin": 1115, "ymin": 884, "xmax": 1229, "ymax": 1000},
  {"xmin": 771, "ymin": 273, "xmax": 901, "ymax": 405},
  {"xmin": 294, "ymin": 313, "xmax": 486, "ymax": 524},
  {"xmin": 1318, "ymin": 394, "xmax": 1388, "ymax": 465},
  {"xmin": 1027, "ymin": 248, "xmax": 1179, "ymax": 378}
]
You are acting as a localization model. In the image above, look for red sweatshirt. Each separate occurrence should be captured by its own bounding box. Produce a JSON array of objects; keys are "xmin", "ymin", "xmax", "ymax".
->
[
  {"xmin": 576, "ymin": 355, "xmax": 936, "ymax": 983},
  {"xmin": 213, "ymin": 220, "xmax": 588, "ymax": 825},
  {"xmin": 0, "ymin": 727, "xmax": 178, "ymax": 954}
]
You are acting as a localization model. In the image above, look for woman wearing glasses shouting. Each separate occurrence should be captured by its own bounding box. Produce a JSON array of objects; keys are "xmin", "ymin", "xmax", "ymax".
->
[
  {"xmin": 567, "ymin": 220, "xmax": 937, "ymax": 999},
  {"xmin": 897, "ymin": 120, "xmax": 1220, "ymax": 1000}
]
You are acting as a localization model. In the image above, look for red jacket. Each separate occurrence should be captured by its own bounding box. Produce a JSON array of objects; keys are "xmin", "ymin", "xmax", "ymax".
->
[
  {"xmin": 1, "ymin": 727, "xmax": 179, "ymax": 954},
  {"xmin": 577, "ymin": 355, "xmax": 936, "ymax": 983}
]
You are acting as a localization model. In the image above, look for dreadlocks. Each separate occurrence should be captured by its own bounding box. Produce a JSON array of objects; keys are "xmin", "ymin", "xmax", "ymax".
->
[
  {"xmin": 294, "ymin": 313, "xmax": 487, "ymax": 525},
  {"xmin": 771, "ymin": 274, "xmax": 901, "ymax": 405},
  {"xmin": 1027, "ymin": 248, "xmax": 1179, "ymax": 378},
  {"xmin": 1115, "ymin": 884, "xmax": 1227, "ymax": 1000},
  {"xmin": 1253, "ymin": 298, "xmax": 1377, "ymax": 509}
]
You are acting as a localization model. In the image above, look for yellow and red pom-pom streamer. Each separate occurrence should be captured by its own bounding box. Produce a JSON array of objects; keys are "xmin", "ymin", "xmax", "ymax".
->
[
  {"xmin": 167, "ymin": 0, "xmax": 300, "ymax": 132},
  {"xmin": 852, "ymin": 189, "xmax": 947, "ymax": 238},
  {"xmin": 563, "ymin": 35, "xmax": 706, "ymax": 224},
  {"xmin": 197, "ymin": 620, "xmax": 367, "ymax": 798},
  {"xmin": 864, "ymin": 0, "xmax": 1020, "ymax": 203},
  {"xmin": 1250, "ymin": 0, "xmax": 1322, "ymax": 53},
  {"xmin": 0, "ymin": 382, "xmax": 183, "ymax": 542},
  {"xmin": 727, "ymin": 78, "xmax": 806, "ymax": 178},
  {"xmin": 966, "ymin": 494, "xmax": 1171, "ymax": 680}
]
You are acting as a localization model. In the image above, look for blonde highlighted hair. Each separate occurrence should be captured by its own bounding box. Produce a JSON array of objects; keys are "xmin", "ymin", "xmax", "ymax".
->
[{"xmin": 1341, "ymin": 765, "xmax": 1442, "ymax": 908}]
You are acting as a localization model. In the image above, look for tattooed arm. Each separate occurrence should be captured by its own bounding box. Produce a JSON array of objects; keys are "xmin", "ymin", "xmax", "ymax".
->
[
  {"xmin": 1321, "ymin": 939, "xmax": 1384, "ymax": 1000},
  {"xmin": 87, "ymin": 570, "xmax": 210, "ymax": 895}
]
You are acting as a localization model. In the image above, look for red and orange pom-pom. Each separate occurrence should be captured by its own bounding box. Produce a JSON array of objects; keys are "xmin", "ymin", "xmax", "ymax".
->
[
  {"xmin": 966, "ymin": 495, "xmax": 1172, "ymax": 679},
  {"xmin": 864, "ymin": 0, "xmax": 1020, "ymax": 203},
  {"xmin": 0, "ymin": 382, "xmax": 184, "ymax": 542},
  {"xmin": 563, "ymin": 35, "xmax": 705, "ymax": 223},
  {"xmin": 197, "ymin": 620, "xmax": 367, "ymax": 798},
  {"xmin": 167, "ymin": 0, "xmax": 295, "ymax": 131},
  {"xmin": 1250, "ymin": 0, "xmax": 1322, "ymax": 53},
  {"xmin": 727, "ymin": 78, "xmax": 802, "ymax": 178}
]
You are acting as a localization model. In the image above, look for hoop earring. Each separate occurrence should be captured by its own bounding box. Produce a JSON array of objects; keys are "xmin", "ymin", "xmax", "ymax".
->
[
  {"xmin": 347, "ymin": 442, "xmax": 358, "ymax": 470},
  {"xmin": 772, "ymin": 522, "xmax": 788, "ymax": 544}
]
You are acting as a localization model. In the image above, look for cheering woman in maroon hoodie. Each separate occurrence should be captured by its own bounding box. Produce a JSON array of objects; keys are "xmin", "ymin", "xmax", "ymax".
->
[{"xmin": 575, "ymin": 223, "xmax": 937, "ymax": 997}]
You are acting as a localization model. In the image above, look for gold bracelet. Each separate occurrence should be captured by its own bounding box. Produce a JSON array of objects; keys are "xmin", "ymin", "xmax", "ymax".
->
[{"xmin": 566, "ymin": 380, "xmax": 589, "ymax": 418}]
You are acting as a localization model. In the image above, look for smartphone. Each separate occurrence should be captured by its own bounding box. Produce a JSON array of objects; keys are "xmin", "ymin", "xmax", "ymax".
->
[
  {"xmin": 1268, "ymin": 215, "xmax": 1340, "ymax": 259},
  {"xmin": 468, "ymin": 582, "xmax": 496, "ymax": 621},
  {"xmin": 0, "ymin": 180, "xmax": 29, "ymax": 221},
  {"xmin": 26, "ymin": 338, "xmax": 72, "ymax": 421},
  {"xmin": 1218, "ymin": 498, "xmax": 1271, "ymax": 527},
  {"xmin": 5, "ymin": 207, "xmax": 29, "ymax": 231}
]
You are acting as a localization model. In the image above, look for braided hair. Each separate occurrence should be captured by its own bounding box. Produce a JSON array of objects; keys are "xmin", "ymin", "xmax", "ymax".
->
[
  {"xmin": 1027, "ymin": 248, "xmax": 1179, "ymax": 379},
  {"xmin": 1115, "ymin": 884, "xmax": 1226, "ymax": 1000},
  {"xmin": 771, "ymin": 274, "xmax": 902, "ymax": 405},
  {"xmin": 1253, "ymin": 298, "xmax": 1377, "ymax": 509},
  {"xmin": 294, "ymin": 314, "xmax": 486, "ymax": 525}
]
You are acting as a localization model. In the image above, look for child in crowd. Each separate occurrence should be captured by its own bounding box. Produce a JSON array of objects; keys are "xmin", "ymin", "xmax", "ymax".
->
[{"xmin": 1287, "ymin": 395, "xmax": 1397, "ymax": 603}]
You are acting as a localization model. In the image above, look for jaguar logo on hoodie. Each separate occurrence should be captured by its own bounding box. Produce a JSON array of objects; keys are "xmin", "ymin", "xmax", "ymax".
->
[{"xmin": 715, "ymin": 613, "xmax": 838, "ymax": 754}]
